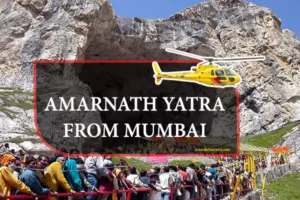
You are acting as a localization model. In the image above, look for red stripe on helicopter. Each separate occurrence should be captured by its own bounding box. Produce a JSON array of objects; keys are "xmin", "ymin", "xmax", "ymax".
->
[{"xmin": 212, "ymin": 78, "xmax": 221, "ymax": 85}]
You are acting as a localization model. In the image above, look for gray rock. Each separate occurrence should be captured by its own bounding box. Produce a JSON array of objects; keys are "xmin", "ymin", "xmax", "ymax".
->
[
  {"xmin": 280, "ymin": 128, "xmax": 300, "ymax": 171},
  {"xmin": 0, "ymin": 0, "xmax": 115, "ymax": 151},
  {"xmin": 262, "ymin": 163, "xmax": 295, "ymax": 183},
  {"xmin": 0, "ymin": 0, "xmax": 115, "ymax": 91},
  {"xmin": 99, "ymin": 0, "xmax": 300, "ymax": 136}
]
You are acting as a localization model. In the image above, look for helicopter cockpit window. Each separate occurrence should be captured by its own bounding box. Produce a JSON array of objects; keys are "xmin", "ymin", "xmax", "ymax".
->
[
  {"xmin": 211, "ymin": 70, "xmax": 214, "ymax": 76},
  {"xmin": 215, "ymin": 70, "xmax": 225, "ymax": 76},
  {"xmin": 215, "ymin": 69, "xmax": 226, "ymax": 80},
  {"xmin": 225, "ymin": 69, "xmax": 235, "ymax": 76}
]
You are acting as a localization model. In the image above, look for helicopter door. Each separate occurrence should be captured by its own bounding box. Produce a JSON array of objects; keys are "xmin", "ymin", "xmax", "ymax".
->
[{"xmin": 215, "ymin": 69, "xmax": 226, "ymax": 81}]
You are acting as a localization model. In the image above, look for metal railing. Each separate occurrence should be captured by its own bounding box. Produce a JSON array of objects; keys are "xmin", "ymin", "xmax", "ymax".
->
[{"xmin": 1, "ymin": 180, "xmax": 254, "ymax": 200}]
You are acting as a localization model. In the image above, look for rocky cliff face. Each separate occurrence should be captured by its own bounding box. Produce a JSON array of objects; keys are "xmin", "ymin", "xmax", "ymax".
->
[
  {"xmin": 0, "ymin": 0, "xmax": 300, "ymax": 152},
  {"xmin": 280, "ymin": 126, "xmax": 300, "ymax": 171},
  {"xmin": 0, "ymin": 0, "xmax": 115, "ymax": 151},
  {"xmin": 0, "ymin": 0, "xmax": 115, "ymax": 90},
  {"xmin": 98, "ymin": 0, "xmax": 300, "ymax": 136}
]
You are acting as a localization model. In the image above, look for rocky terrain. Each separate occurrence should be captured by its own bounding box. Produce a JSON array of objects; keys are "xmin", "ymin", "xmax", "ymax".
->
[
  {"xmin": 0, "ymin": 88, "xmax": 34, "ymax": 140},
  {"xmin": 0, "ymin": 0, "xmax": 299, "ymax": 159},
  {"xmin": 0, "ymin": 87, "xmax": 49, "ymax": 151},
  {"xmin": 100, "ymin": 0, "xmax": 300, "ymax": 135},
  {"xmin": 0, "ymin": 0, "xmax": 114, "ymax": 152},
  {"xmin": 280, "ymin": 126, "xmax": 300, "ymax": 171}
]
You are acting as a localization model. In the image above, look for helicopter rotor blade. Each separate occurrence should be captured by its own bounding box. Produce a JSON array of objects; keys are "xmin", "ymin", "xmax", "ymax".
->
[
  {"xmin": 222, "ymin": 64, "xmax": 233, "ymax": 69},
  {"xmin": 223, "ymin": 64, "xmax": 238, "ymax": 69},
  {"xmin": 165, "ymin": 48, "xmax": 207, "ymax": 61},
  {"xmin": 165, "ymin": 48, "xmax": 266, "ymax": 63},
  {"xmin": 212, "ymin": 56, "xmax": 266, "ymax": 63},
  {"xmin": 197, "ymin": 61, "xmax": 210, "ymax": 66}
]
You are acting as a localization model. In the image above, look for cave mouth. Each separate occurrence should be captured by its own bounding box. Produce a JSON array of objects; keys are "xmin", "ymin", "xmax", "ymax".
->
[
  {"xmin": 59, "ymin": 37, "xmax": 238, "ymax": 154},
  {"xmin": 76, "ymin": 61, "xmax": 230, "ymax": 154}
]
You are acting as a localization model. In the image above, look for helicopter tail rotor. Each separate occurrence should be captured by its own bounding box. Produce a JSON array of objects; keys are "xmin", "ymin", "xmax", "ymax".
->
[{"xmin": 152, "ymin": 61, "xmax": 163, "ymax": 85}]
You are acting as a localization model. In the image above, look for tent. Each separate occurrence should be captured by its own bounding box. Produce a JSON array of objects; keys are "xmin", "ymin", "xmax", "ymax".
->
[{"xmin": 271, "ymin": 146, "xmax": 291, "ymax": 153}]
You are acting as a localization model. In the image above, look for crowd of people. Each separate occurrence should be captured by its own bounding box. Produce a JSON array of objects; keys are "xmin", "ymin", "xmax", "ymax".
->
[{"xmin": 0, "ymin": 143, "xmax": 276, "ymax": 200}]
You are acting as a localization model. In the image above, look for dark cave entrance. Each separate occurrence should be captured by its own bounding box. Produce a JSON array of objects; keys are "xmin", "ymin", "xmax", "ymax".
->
[
  {"xmin": 70, "ymin": 38, "xmax": 238, "ymax": 154},
  {"xmin": 77, "ymin": 61, "xmax": 217, "ymax": 154}
]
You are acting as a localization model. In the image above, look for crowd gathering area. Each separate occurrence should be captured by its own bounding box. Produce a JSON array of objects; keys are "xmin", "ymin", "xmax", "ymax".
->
[{"xmin": 0, "ymin": 143, "xmax": 290, "ymax": 200}]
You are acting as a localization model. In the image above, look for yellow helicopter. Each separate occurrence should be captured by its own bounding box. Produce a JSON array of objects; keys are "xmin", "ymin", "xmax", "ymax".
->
[{"xmin": 152, "ymin": 48, "xmax": 266, "ymax": 88}]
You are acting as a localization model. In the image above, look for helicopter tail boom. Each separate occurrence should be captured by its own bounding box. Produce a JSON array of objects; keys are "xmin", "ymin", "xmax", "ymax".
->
[{"xmin": 152, "ymin": 61, "xmax": 163, "ymax": 85}]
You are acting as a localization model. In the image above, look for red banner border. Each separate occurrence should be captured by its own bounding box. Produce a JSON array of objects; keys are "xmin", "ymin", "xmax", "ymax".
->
[{"xmin": 33, "ymin": 60, "xmax": 240, "ymax": 157}]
